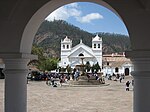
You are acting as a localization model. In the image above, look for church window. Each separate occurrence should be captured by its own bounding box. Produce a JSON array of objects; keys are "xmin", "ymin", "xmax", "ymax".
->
[
  {"xmin": 94, "ymin": 44, "xmax": 96, "ymax": 48},
  {"xmin": 78, "ymin": 53, "xmax": 84, "ymax": 57},
  {"xmin": 67, "ymin": 45, "xmax": 69, "ymax": 49},
  {"xmin": 98, "ymin": 44, "xmax": 100, "ymax": 48},
  {"xmin": 63, "ymin": 45, "xmax": 65, "ymax": 49}
]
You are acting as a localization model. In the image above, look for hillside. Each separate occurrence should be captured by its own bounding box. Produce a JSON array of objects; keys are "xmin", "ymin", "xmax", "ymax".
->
[{"xmin": 33, "ymin": 20, "xmax": 130, "ymax": 57}]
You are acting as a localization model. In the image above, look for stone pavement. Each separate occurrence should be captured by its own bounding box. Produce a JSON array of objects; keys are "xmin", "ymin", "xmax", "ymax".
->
[{"xmin": 0, "ymin": 76, "xmax": 133, "ymax": 112}]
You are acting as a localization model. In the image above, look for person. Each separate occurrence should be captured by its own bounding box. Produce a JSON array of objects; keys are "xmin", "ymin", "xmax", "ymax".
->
[
  {"xmin": 72, "ymin": 68, "xmax": 76, "ymax": 80},
  {"xmin": 119, "ymin": 76, "xmax": 122, "ymax": 83},
  {"xmin": 121, "ymin": 73, "xmax": 125, "ymax": 79},
  {"xmin": 95, "ymin": 74, "xmax": 99, "ymax": 80},
  {"xmin": 51, "ymin": 77, "xmax": 55, "ymax": 86},
  {"xmin": 132, "ymin": 79, "xmax": 134, "ymax": 86},
  {"xmin": 66, "ymin": 74, "xmax": 70, "ymax": 81},
  {"xmin": 60, "ymin": 78, "xmax": 63, "ymax": 87},
  {"xmin": 101, "ymin": 75, "xmax": 105, "ymax": 84},
  {"xmin": 74, "ymin": 70, "xmax": 80, "ymax": 81},
  {"xmin": 87, "ymin": 74, "xmax": 90, "ymax": 82},
  {"xmin": 46, "ymin": 77, "xmax": 48, "ymax": 85},
  {"xmin": 126, "ymin": 81, "xmax": 130, "ymax": 91},
  {"xmin": 113, "ymin": 75, "xmax": 117, "ymax": 81},
  {"xmin": 132, "ymin": 79, "xmax": 134, "ymax": 90}
]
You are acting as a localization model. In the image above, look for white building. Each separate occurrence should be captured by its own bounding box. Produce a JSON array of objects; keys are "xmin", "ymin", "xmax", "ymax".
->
[
  {"xmin": 59, "ymin": 34, "xmax": 102, "ymax": 69},
  {"xmin": 102, "ymin": 53, "xmax": 134, "ymax": 76}
]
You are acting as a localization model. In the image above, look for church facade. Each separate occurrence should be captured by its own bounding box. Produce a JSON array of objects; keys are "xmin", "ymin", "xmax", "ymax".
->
[{"xmin": 59, "ymin": 35, "xmax": 102, "ymax": 69}]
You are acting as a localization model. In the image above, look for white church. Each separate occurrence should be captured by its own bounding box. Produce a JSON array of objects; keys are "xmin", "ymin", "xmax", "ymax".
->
[
  {"xmin": 59, "ymin": 34, "xmax": 102, "ymax": 69},
  {"xmin": 59, "ymin": 34, "xmax": 134, "ymax": 76}
]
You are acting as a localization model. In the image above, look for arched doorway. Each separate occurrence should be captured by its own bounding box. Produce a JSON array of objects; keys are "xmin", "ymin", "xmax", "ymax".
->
[
  {"xmin": 115, "ymin": 67, "xmax": 119, "ymax": 73},
  {"xmin": 125, "ymin": 68, "xmax": 129, "ymax": 76}
]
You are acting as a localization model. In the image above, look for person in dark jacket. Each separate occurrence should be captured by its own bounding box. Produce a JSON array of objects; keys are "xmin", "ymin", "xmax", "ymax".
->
[{"xmin": 126, "ymin": 81, "xmax": 130, "ymax": 91}]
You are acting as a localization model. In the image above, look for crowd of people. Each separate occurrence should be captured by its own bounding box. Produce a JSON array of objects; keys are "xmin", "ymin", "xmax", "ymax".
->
[
  {"xmin": 45, "ymin": 73, "xmax": 70, "ymax": 87},
  {"xmin": 29, "ymin": 70, "xmax": 133, "ymax": 90},
  {"xmin": 44, "ymin": 68, "xmax": 106, "ymax": 87},
  {"xmin": 105, "ymin": 73, "xmax": 134, "ymax": 91}
]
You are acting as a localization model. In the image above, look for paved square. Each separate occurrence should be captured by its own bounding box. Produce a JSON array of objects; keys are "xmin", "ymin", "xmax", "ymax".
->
[{"xmin": 0, "ymin": 76, "xmax": 133, "ymax": 112}]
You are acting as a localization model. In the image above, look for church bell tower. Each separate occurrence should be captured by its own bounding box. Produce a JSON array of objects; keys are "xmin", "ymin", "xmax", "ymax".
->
[
  {"xmin": 60, "ymin": 36, "xmax": 72, "ymax": 67},
  {"xmin": 92, "ymin": 34, "xmax": 102, "ymax": 68}
]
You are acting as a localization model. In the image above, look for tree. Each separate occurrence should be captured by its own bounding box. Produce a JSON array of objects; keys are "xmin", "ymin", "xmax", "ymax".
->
[
  {"xmin": 85, "ymin": 61, "xmax": 91, "ymax": 72},
  {"xmin": 60, "ymin": 67, "xmax": 66, "ymax": 73},
  {"xmin": 66, "ymin": 65, "xmax": 72, "ymax": 74},
  {"xmin": 91, "ymin": 62, "xmax": 101, "ymax": 73},
  {"xmin": 31, "ymin": 45, "xmax": 45, "ymax": 61},
  {"xmin": 28, "ymin": 45, "xmax": 46, "ymax": 67},
  {"xmin": 94, "ymin": 62, "xmax": 101, "ymax": 72},
  {"xmin": 30, "ymin": 45, "xmax": 59, "ymax": 71},
  {"xmin": 37, "ymin": 57, "xmax": 59, "ymax": 71}
]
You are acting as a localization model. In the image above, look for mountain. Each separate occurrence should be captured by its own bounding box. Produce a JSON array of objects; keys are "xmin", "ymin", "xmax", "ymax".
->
[
  {"xmin": 33, "ymin": 20, "xmax": 130, "ymax": 57},
  {"xmin": 97, "ymin": 32, "xmax": 130, "ymax": 54}
]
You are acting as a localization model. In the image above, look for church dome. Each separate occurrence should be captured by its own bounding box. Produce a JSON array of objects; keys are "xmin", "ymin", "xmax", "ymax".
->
[{"xmin": 92, "ymin": 34, "xmax": 102, "ymax": 41}]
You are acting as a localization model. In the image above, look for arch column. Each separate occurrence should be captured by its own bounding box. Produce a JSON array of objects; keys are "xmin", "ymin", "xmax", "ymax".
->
[
  {"xmin": 4, "ymin": 59, "xmax": 29, "ymax": 112},
  {"xmin": 126, "ymin": 50, "xmax": 150, "ymax": 112},
  {"xmin": 0, "ymin": 53, "xmax": 37, "ymax": 112}
]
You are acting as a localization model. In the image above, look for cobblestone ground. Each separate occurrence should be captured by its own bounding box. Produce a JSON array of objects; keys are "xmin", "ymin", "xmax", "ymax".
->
[{"xmin": 0, "ymin": 76, "xmax": 133, "ymax": 112}]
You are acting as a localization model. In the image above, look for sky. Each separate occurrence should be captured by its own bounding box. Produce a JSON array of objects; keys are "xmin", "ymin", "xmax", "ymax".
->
[{"xmin": 45, "ymin": 2, "xmax": 129, "ymax": 36}]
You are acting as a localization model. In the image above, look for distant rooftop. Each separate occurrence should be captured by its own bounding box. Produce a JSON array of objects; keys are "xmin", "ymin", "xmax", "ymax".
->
[
  {"xmin": 103, "ymin": 52, "xmax": 130, "ymax": 62},
  {"xmin": 103, "ymin": 52, "xmax": 125, "ymax": 57}
]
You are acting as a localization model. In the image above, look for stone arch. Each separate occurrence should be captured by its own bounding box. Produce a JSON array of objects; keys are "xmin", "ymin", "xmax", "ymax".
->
[
  {"xmin": 2, "ymin": 1, "xmax": 150, "ymax": 112},
  {"xmin": 21, "ymin": 0, "xmax": 128, "ymax": 54}
]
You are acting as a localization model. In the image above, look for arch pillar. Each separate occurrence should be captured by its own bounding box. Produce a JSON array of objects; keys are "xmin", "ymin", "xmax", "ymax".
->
[
  {"xmin": 126, "ymin": 50, "xmax": 150, "ymax": 112},
  {"xmin": 0, "ymin": 53, "xmax": 37, "ymax": 112}
]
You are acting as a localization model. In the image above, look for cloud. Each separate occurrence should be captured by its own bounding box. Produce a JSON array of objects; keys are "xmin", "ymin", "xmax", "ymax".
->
[
  {"xmin": 69, "ymin": 8, "xmax": 81, "ymax": 17},
  {"xmin": 45, "ymin": 3, "xmax": 81, "ymax": 21},
  {"xmin": 67, "ymin": 3, "xmax": 78, "ymax": 8},
  {"xmin": 46, "ymin": 7, "xmax": 69, "ymax": 21},
  {"xmin": 77, "ymin": 13, "xmax": 103, "ymax": 23},
  {"xmin": 45, "ymin": 3, "xmax": 103, "ymax": 23}
]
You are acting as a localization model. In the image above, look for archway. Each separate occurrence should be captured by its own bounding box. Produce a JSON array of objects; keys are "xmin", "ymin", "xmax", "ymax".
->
[
  {"xmin": 1, "ymin": 0, "xmax": 150, "ymax": 112},
  {"xmin": 125, "ymin": 68, "xmax": 129, "ymax": 76},
  {"xmin": 21, "ymin": 1, "xmax": 131, "ymax": 111},
  {"xmin": 23, "ymin": 0, "xmax": 131, "ymax": 111}
]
